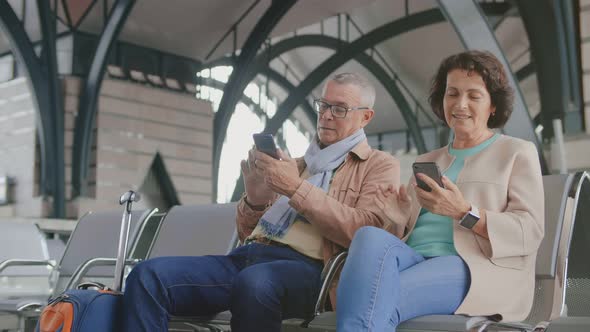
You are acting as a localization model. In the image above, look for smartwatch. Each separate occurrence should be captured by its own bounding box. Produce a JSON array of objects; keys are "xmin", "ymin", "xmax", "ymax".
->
[{"xmin": 459, "ymin": 205, "xmax": 480, "ymax": 229}]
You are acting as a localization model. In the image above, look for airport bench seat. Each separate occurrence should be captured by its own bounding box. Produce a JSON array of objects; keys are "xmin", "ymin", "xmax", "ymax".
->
[
  {"xmin": 289, "ymin": 172, "xmax": 590, "ymax": 332},
  {"xmin": 170, "ymin": 172, "xmax": 590, "ymax": 332},
  {"xmin": 0, "ymin": 208, "xmax": 157, "ymax": 331},
  {"xmin": 0, "ymin": 221, "xmax": 55, "ymax": 300}
]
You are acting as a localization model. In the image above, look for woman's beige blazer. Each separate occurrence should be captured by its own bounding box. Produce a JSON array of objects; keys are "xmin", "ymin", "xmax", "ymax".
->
[{"xmin": 391, "ymin": 135, "xmax": 544, "ymax": 321}]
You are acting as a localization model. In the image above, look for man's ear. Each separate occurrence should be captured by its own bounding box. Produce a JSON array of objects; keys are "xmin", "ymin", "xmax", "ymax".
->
[{"xmin": 361, "ymin": 109, "xmax": 375, "ymax": 127}]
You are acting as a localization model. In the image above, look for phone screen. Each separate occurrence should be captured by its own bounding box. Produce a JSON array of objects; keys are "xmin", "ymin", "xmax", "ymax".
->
[
  {"xmin": 253, "ymin": 133, "xmax": 280, "ymax": 159},
  {"xmin": 412, "ymin": 162, "xmax": 444, "ymax": 192}
]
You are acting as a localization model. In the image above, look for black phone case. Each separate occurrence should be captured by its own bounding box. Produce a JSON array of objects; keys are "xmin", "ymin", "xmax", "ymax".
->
[
  {"xmin": 253, "ymin": 134, "xmax": 280, "ymax": 159},
  {"xmin": 412, "ymin": 162, "xmax": 444, "ymax": 192}
]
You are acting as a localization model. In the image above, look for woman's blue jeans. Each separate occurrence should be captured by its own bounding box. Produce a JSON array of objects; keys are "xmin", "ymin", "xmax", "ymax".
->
[
  {"xmin": 337, "ymin": 226, "xmax": 471, "ymax": 332},
  {"xmin": 122, "ymin": 243, "xmax": 322, "ymax": 332}
]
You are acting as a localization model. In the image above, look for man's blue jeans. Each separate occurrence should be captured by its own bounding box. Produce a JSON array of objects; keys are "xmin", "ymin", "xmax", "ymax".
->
[
  {"xmin": 122, "ymin": 242, "xmax": 323, "ymax": 331},
  {"xmin": 337, "ymin": 226, "xmax": 471, "ymax": 332}
]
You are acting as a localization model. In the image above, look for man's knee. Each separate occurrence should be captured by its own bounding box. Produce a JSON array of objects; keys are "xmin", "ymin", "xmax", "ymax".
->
[
  {"xmin": 231, "ymin": 268, "xmax": 281, "ymax": 312},
  {"xmin": 125, "ymin": 258, "xmax": 165, "ymax": 292}
]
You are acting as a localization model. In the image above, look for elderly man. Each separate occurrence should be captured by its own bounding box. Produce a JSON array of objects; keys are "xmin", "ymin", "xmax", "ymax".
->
[{"xmin": 122, "ymin": 72, "xmax": 400, "ymax": 331}]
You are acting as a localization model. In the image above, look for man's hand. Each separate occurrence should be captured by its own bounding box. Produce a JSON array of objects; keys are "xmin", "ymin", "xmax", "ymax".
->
[
  {"xmin": 375, "ymin": 184, "xmax": 412, "ymax": 224},
  {"xmin": 414, "ymin": 174, "xmax": 470, "ymax": 220},
  {"xmin": 254, "ymin": 150, "xmax": 303, "ymax": 198},
  {"xmin": 240, "ymin": 147, "xmax": 275, "ymax": 206}
]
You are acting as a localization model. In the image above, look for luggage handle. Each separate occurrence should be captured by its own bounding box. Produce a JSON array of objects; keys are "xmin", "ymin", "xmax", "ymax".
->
[
  {"xmin": 113, "ymin": 190, "xmax": 141, "ymax": 292},
  {"xmin": 78, "ymin": 281, "xmax": 109, "ymax": 291}
]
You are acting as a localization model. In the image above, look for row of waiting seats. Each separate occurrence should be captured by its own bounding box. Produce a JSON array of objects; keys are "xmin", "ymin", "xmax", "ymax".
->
[
  {"xmin": 0, "ymin": 203, "xmax": 238, "ymax": 331},
  {"xmin": 1, "ymin": 172, "xmax": 590, "ymax": 331}
]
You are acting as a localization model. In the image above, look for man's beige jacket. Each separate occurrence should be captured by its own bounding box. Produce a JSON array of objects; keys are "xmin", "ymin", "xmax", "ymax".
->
[{"xmin": 236, "ymin": 139, "xmax": 400, "ymax": 308}]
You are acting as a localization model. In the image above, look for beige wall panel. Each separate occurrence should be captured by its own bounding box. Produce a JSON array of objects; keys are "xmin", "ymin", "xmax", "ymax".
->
[
  {"xmin": 64, "ymin": 147, "xmax": 72, "ymax": 167},
  {"xmin": 98, "ymin": 151, "xmax": 211, "ymax": 185},
  {"xmin": 99, "ymin": 152, "xmax": 212, "ymax": 191},
  {"xmin": 97, "ymin": 167, "xmax": 147, "ymax": 188},
  {"xmin": 63, "ymin": 77, "xmax": 214, "ymax": 216},
  {"xmin": 165, "ymin": 159, "xmax": 211, "ymax": 178},
  {"xmin": 98, "ymin": 96, "xmax": 212, "ymax": 132},
  {"xmin": 99, "ymin": 172, "xmax": 211, "ymax": 201},
  {"xmin": 584, "ymin": 73, "xmax": 590, "ymax": 101},
  {"xmin": 62, "ymin": 77, "xmax": 81, "ymax": 95},
  {"xmin": 582, "ymin": 9, "xmax": 590, "ymax": 38},
  {"xmin": 97, "ymin": 113, "xmax": 212, "ymax": 147},
  {"xmin": 98, "ymin": 130, "xmax": 211, "ymax": 158},
  {"xmin": 64, "ymin": 95, "xmax": 78, "ymax": 114},
  {"xmin": 173, "ymin": 144, "xmax": 212, "ymax": 162},
  {"xmin": 583, "ymin": 42, "xmax": 590, "ymax": 70},
  {"xmin": 95, "ymin": 184, "xmax": 142, "ymax": 203},
  {"xmin": 64, "ymin": 112, "xmax": 75, "ymax": 129},
  {"xmin": 97, "ymin": 149, "xmax": 145, "ymax": 170},
  {"xmin": 135, "ymin": 88, "xmax": 212, "ymax": 115},
  {"xmin": 64, "ymin": 129, "xmax": 75, "ymax": 147},
  {"xmin": 101, "ymin": 79, "xmax": 212, "ymax": 115}
]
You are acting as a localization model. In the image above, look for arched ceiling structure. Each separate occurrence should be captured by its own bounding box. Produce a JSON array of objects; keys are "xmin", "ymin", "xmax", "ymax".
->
[{"xmin": 2, "ymin": 0, "xmax": 583, "ymax": 205}]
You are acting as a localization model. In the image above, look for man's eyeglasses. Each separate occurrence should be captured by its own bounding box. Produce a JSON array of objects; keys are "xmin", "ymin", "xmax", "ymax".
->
[{"xmin": 313, "ymin": 99, "xmax": 370, "ymax": 119}]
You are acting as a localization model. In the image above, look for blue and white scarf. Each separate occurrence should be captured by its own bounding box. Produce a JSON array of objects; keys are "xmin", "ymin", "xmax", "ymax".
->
[{"xmin": 259, "ymin": 128, "xmax": 366, "ymax": 238}]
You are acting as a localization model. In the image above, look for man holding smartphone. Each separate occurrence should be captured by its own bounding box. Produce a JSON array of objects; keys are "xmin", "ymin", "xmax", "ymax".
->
[{"xmin": 122, "ymin": 73, "xmax": 400, "ymax": 332}]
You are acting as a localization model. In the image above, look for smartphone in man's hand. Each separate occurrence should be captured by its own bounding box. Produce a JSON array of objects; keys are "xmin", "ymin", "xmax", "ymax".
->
[
  {"xmin": 412, "ymin": 162, "xmax": 444, "ymax": 192},
  {"xmin": 253, "ymin": 133, "xmax": 280, "ymax": 159}
]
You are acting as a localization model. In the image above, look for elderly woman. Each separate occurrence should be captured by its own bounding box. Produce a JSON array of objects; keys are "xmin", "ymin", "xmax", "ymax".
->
[{"xmin": 336, "ymin": 50, "xmax": 544, "ymax": 331}]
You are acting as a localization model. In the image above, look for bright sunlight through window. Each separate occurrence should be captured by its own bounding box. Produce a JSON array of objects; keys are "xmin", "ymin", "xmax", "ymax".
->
[{"xmin": 196, "ymin": 66, "xmax": 312, "ymax": 203}]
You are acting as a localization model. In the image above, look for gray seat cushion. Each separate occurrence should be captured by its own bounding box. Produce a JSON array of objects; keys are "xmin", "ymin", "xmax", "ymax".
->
[
  {"xmin": 545, "ymin": 317, "xmax": 590, "ymax": 332},
  {"xmin": 285, "ymin": 312, "xmax": 477, "ymax": 332},
  {"xmin": 169, "ymin": 311, "xmax": 231, "ymax": 331}
]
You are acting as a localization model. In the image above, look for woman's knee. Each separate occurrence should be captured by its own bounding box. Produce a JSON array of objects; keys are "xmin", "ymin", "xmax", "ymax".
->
[{"xmin": 351, "ymin": 226, "xmax": 402, "ymax": 252}]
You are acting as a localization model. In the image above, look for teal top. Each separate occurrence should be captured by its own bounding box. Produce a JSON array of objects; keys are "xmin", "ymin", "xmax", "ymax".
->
[{"xmin": 406, "ymin": 133, "xmax": 499, "ymax": 257}]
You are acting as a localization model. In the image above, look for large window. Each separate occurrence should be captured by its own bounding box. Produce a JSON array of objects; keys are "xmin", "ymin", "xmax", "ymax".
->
[{"xmin": 196, "ymin": 66, "xmax": 312, "ymax": 203}]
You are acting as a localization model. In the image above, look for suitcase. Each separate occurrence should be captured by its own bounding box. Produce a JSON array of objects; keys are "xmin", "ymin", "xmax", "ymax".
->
[{"xmin": 35, "ymin": 191, "xmax": 140, "ymax": 332}]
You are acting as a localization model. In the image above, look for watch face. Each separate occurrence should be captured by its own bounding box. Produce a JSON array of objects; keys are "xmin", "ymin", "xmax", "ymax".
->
[{"xmin": 461, "ymin": 213, "xmax": 479, "ymax": 229}]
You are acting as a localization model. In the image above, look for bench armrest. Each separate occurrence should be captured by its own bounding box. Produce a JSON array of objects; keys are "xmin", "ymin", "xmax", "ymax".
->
[
  {"xmin": 0, "ymin": 259, "xmax": 56, "ymax": 273},
  {"xmin": 301, "ymin": 251, "xmax": 348, "ymax": 327},
  {"xmin": 65, "ymin": 257, "xmax": 141, "ymax": 290}
]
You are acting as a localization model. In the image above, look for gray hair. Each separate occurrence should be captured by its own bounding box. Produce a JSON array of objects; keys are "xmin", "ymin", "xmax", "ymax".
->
[{"xmin": 323, "ymin": 72, "xmax": 376, "ymax": 108}]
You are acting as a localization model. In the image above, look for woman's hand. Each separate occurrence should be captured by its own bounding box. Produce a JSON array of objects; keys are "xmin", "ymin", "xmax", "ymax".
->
[
  {"xmin": 375, "ymin": 183, "xmax": 412, "ymax": 224},
  {"xmin": 414, "ymin": 174, "xmax": 470, "ymax": 220}
]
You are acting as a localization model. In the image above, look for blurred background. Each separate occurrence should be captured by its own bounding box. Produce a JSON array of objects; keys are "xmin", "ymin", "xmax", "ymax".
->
[{"xmin": 0, "ymin": 0, "xmax": 587, "ymax": 222}]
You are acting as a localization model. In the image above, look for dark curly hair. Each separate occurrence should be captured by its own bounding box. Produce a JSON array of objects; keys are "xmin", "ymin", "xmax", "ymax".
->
[{"xmin": 428, "ymin": 50, "xmax": 514, "ymax": 128}]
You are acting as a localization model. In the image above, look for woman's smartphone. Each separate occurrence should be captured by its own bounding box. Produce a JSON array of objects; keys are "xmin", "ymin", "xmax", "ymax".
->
[
  {"xmin": 253, "ymin": 133, "xmax": 280, "ymax": 159},
  {"xmin": 412, "ymin": 162, "xmax": 444, "ymax": 192}
]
